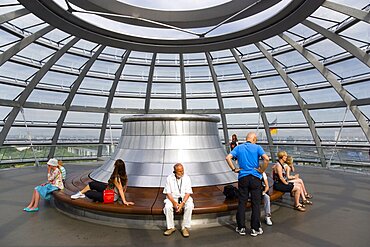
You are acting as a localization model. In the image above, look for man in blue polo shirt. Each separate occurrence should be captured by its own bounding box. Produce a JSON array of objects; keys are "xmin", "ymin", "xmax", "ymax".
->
[{"xmin": 226, "ymin": 132, "xmax": 269, "ymax": 237}]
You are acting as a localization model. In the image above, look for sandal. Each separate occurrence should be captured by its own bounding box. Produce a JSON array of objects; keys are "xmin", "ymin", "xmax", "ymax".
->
[
  {"xmin": 305, "ymin": 193, "xmax": 313, "ymax": 199},
  {"xmin": 302, "ymin": 200, "xmax": 313, "ymax": 205},
  {"xmin": 294, "ymin": 204, "xmax": 306, "ymax": 212}
]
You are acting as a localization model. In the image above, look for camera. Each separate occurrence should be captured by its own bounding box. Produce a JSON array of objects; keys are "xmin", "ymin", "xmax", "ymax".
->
[{"xmin": 178, "ymin": 197, "xmax": 183, "ymax": 204}]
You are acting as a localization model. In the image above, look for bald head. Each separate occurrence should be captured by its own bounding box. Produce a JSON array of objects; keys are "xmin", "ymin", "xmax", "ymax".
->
[{"xmin": 246, "ymin": 132, "xmax": 257, "ymax": 144}]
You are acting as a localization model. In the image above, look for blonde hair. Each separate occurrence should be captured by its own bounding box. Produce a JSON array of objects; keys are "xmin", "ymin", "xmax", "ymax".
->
[
  {"xmin": 277, "ymin": 151, "xmax": 287, "ymax": 159},
  {"xmin": 286, "ymin": 156, "xmax": 293, "ymax": 166}
]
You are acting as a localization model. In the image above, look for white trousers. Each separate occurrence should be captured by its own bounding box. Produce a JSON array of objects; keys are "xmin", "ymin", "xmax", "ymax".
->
[
  {"xmin": 263, "ymin": 193, "xmax": 271, "ymax": 216},
  {"xmin": 163, "ymin": 197, "xmax": 194, "ymax": 229}
]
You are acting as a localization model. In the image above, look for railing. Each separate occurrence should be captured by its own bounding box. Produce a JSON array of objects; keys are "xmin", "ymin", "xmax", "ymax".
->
[
  {"xmin": 0, "ymin": 144, "xmax": 116, "ymax": 168},
  {"xmin": 1, "ymin": 143, "xmax": 369, "ymax": 172}
]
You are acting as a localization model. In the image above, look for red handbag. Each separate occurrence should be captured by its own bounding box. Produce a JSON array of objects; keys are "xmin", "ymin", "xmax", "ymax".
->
[{"xmin": 103, "ymin": 189, "xmax": 115, "ymax": 204}]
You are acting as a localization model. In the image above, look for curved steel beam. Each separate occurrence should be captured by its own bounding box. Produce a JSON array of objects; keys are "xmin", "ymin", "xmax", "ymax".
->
[
  {"xmin": 0, "ymin": 25, "xmax": 54, "ymax": 66},
  {"xmin": 206, "ymin": 52, "xmax": 229, "ymax": 147},
  {"xmin": 0, "ymin": 37, "xmax": 79, "ymax": 146},
  {"xmin": 322, "ymin": 1, "xmax": 370, "ymax": 24},
  {"xmin": 303, "ymin": 20, "xmax": 370, "ymax": 68},
  {"xmin": 179, "ymin": 54, "xmax": 187, "ymax": 113},
  {"xmin": 97, "ymin": 50, "xmax": 131, "ymax": 157},
  {"xmin": 255, "ymin": 42, "xmax": 327, "ymax": 167},
  {"xmin": 68, "ymin": 0, "xmax": 273, "ymax": 29},
  {"xmin": 280, "ymin": 32, "xmax": 370, "ymax": 143},
  {"xmin": 230, "ymin": 48, "xmax": 275, "ymax": 162},
  {"xmin": 144, "ymin": 53, "xmax": 157, "ymax": 113},
  {"xmin": 48, "ymin": 44, "xmax": 105, "ymax": 158},
  {"xmin": 0, "ymin": 8, "xmax": 29, "ymax": 25},
  {"xmin": 18, "ymin": 0, "xmax": 324, "ymax": 53}
]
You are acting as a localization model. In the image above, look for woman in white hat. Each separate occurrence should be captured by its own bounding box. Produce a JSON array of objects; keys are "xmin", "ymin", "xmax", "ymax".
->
[{"xmin": 23, "ymin": 158, "xmax": 64, "ymax": 212}]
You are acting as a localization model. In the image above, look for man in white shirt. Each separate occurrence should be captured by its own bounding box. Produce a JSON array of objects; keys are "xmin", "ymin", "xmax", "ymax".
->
[{"xmin": 163, "ymin": 163, "xmax": 194, "ymax": 237}]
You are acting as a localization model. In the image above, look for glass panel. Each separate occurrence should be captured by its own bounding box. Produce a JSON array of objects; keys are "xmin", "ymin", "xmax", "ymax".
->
[
  {"xmin": 102, "ymin": 47, "xmax": 126, "ymax": 58},
  {"xmin": 270, "ymin": 128, "xmax": 314, "ymax": 142},
  {"xmin": 71, "ymin": 94, "xmax": 107, "ymax": 107},
  {"xmin": 184, "ymin": 66, "xmax": 211, "ymax": 81},
  {"xmin": 73, "ymin": 39, "xmax": 98, "ymax": 51},
  {"xmin": 300, "ymin": 88, "xmax": 342, "ymax": 104},
  {"xmin": 42, "ymin": 29, "xmax": 71, "ymax": 43},
  {"xmin": 0, "ymin": 62, "xmax": 38, "ymax": 80},
  {"xmin": 58, "ymin": 128, "xmax": 100, "ymax": 141},
  {"xmin": 156, "ymin": 53, "xmax": 179, "ymax": 65},
  {"xmin": 286, "ymin": 23, "xmax": 317, "ymax": 40},
  {"xmin": 236, "ymin": 44, "xmax": 259, "ymax": 55},
  {"xmin": 117, "ymin": 80, "xmax": 146, "ymax": 93},
  {"xmin": 111, "ymin": 97, "xmax": 145, "ymax": 108},
  {"xmin": 223, "ymin": 96, "xmax": 256, "ymax": 108},
  {"xmin": 311, "ymin": 6, "xmax": 349, "ymax": 23},
  {"xmin": 104, "ymin": 129, "xmax": 121, "ymax": 143},
  {"xmin": 64, "ymin": 111, "xmax": 104, "ymax": 124},
  {"xmin": 54, "ymin": 145, "xmax": 98, "ymax": 158},
  {"xmin": 310, "ymin": 108, "xmax": 356, "ymax": 123},
  {"xmin": 0, "ymin": 107, "xmax": 12, "ymax": 120},
  {"xmin": 153, "ymin": 66, "xmax": 180, "ymax": 81},
  {"xmin": 150, "ymin": 98, "xmax": 181, "ymax": 109},
  {"xmin": 15, "ymin": 108, "xmax": 60, "ymax": 122},
  {"xmin": 317, "ymin": 127, "xmax": 368, "ymax": 143},
  {"xmin": 16, "ymin": 43, "xmax": 55, "ymax": 62},
  {"xmin": 253, "ymin": 76, "xmax": 286, "ymax": 90},
  {"xmin": 122, "ymin": 64, "xmax": 150, "ymax": 80},
  {"xmin": 90, "ymin": 60, "xmax": 120, "ymax": 74},
  {"xmin": 186, "ymin": 83, "xmax": 215, "ymax": 94},
  {"xmin": 79, "ymin": 77, "xmax": 113, "ymax": 91},
  {"xmin": 128, "ymin": 51, "xmax": 153, "ymax": 64},
  {"xmin": 333, "ymin": 0, "xmax": 369, "ymax": 9},
  {"xmin": 55, "ymin": 53, "xmax": 89, "ymax": 69},
  {"xmin": 219, "ymin": 79, "xmax": 250, "ymax": 93},
  {"xmin": 0, "ymin": 29, "xmax": 20, "ymax": 47},
  {"xmin": 358, "ymin": 105, "xmax": 370, "ymax": 119},
  {"xmin": 213, "ymin": 63, "xmax": 242, "ymax": 78},
  {"xmin": 210, "ymin": 49, "xmax": 233, "ymax": 60},
  {"xmin": 266, "ymin": 111, "xmax": 306, "ymax": 124},
  {"xmin": 183, "ymin": 53, "xmax": 206, "ymax": 65},
  {"xmin": 340, "ymin": 22, "xmax": 370, "ymax": 47},
  {"xmin": 327, "ymin": 58, "xmax": 370, "ymax": 79},
  {"xmin": 274, "ymin": 50, "xmax": 309, "ymax": 67},
  {"xmin": 243, "ymin": 58, "xmax": 274, "ymax": 73},
  {"xmin": 226, "ymin": 113, "xmax": 261, "ymax": 125},
  {"xmin": 306, "ymin": 39, "xmax": 346, "ymax": 59},
  {"xmin": 288, "ymin": 69, "xmax": 326, "ymax": 86},
  {"xmin": 152, "ymin": 83, "xmax": 181, "ymax": 94},
  {"xmin": 7, "ymin": 127, "xmax": 54, "ymax": 142},
  {"xmin": 40, "ymin": 71, "xmax": 77, "ymax": 88},
  {"xmin": 263, "ymin": 36, "xmax": 287, "ymax": 49},
  {"xmin": 108, "ymin": 113, "xmax": 129, "ymax": 125},
  {"xmin": 344, "ymin": 80, "xmax": 370, "ymax": 99},
  {"xmin": 260, "ymin": 93, "xmax": 297, "ymax": 106},
  {"xmin": 0, "ymin": 84, "xmax": 23, "ymax": 100},
  {"xmin": 27, "ymin": 89, "xmax": 68, "ymax": 104},
  {"xmin": 8, "ymin": 13, "xmax": 44, "ymax": 30},
  {"xmin": 187, "ymin": 98, "xmax": 219, "ymax": 109}
]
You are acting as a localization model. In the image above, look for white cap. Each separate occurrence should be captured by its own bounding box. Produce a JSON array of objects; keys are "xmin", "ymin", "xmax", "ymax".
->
[{"xmin": 47, "ymin": 158, "xmax": 58, "ymax": 167}]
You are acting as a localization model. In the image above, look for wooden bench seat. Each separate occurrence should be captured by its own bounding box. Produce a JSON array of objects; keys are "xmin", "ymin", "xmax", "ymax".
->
[{"xmin": 53, "ymin": 171, "xmax": 284, "ymax": 215}]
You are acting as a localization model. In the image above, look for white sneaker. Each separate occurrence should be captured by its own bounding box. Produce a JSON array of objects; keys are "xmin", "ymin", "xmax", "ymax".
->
[
  {"xmin": 71, "ymin": 191, "xmax": 85, "ymax": 199},
  {"xmin": 250, "ymin": 227, "xmax": 263, "ymax": 237},
  {"xmin": 235, "ymin": 227, "xmax": 246, "ymax": 235},
  {"xmin": 265, "ymin": 216, "xmax": 273, "ymax": 226}
]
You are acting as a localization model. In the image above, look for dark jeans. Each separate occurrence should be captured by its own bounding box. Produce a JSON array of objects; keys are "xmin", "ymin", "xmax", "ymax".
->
[
  {"xmin": 85, "ymin": 181, "xmax": 107, "ymax": 202},
  {"xmin": 237, "ymin": 175, "xmax": 262, "ymax": 230}
]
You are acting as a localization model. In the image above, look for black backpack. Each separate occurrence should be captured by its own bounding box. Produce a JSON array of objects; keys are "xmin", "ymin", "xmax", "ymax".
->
[{"xmin": 223, "ymin": 185, "xmax": 239, "ymax": 200}]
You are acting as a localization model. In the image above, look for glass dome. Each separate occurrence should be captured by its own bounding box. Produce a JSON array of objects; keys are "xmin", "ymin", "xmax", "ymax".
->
[{"xmin": 0, "ymin": 0, "xmax": 369, "ymax": 168}]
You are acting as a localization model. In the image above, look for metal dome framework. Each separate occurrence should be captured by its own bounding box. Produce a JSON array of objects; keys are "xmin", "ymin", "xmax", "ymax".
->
[{"xmin": 0, "ymin": 0, "xmax": 369, "ymax": 167}]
